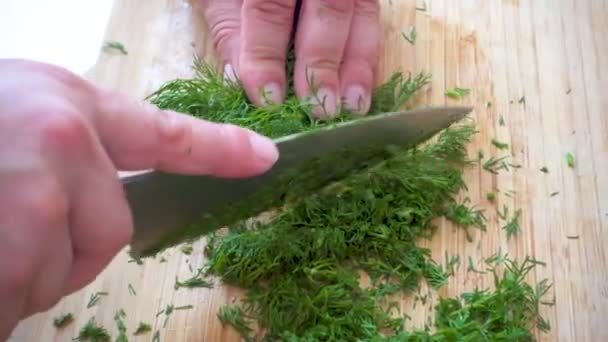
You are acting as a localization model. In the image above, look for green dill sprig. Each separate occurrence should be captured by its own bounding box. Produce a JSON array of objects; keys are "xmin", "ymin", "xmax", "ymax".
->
[
  {"xmin": 175, "ymin": 268, "xmax": 213, "ymax": 290},
  {"xmin": 491, "ymin": 138, "xmax": 509, "ymax": 150},
  {"xmin": 502, "ymin": 209, "xmax": 523, "ymax": 240},
  {"xmin": 103, "ymin": 41, "xmax": 127, "ymax": 55},
  {"xmin": 444, "ymin": 199, "xmax": 487, "ymax": 242},
  {"xmin": 133, "ymin": 322, "xmax": 152, "ymax": 335},
  {"xmin": 128, "ymin": 283, "xmax": 136, "ymax": 296},
  {"xmin": 156, "ymin": 304, "xmax": 194, "ymax": 328},
  {"xmin": 114, "ymin": 309, "xmax": 128, "ymax": 342},
  {"xmin": 53, "ymin": 313, "xmax": 74, "ymax": 328},
  {"xmin": 73, "ymin": 318, "xmax": 110, "ymax": 341},
  {"xmin": 467, "ymin": 256, "xmax": 487, "ymax": 274},
  {"xmin": 483, "ymin": 155, "xmax": 511, "ymax": 174},
  {"xmin": 217, "ymin": 306, "xmax": 255, "ymax": 342},
  {"xmin": 402, "ymin": 26, "xmax": 417, "ymax": 45},
  {"xmin": 445, "ymin": 87, "xmax": 471, "ymax": 99},
  {"xmin": 86, "ymin": 291, "xmax": 108, "ymax": 309},
  {"xmin": 566, "ymin": 152, "xmax": 575, "ymax": 168}
]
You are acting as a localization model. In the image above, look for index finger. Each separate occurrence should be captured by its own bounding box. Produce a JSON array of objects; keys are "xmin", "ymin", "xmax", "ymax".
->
[{"xmin": 92, "ymin": 89, "xmax": 279, "ymax": 178}]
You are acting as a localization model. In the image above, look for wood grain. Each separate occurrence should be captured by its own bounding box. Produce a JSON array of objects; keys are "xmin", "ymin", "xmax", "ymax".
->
[{"xmin": 8, "ymin": 0, "xmax": 608, "ymax": 341}]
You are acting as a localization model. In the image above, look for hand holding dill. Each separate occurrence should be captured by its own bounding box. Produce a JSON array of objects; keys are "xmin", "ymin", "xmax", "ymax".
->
[
  {"xmin": 0, "ymin": 58, "xmax": 279, "ymax": 340},
  {"xmin": 198, "ymin": 0, "xmax": 382, "ymax": 118}
]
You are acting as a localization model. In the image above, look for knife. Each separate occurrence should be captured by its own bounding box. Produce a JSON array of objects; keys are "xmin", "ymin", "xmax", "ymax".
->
[{"xmin": 122, "ymin": 106, "xmax": 472, "ymax": 257}]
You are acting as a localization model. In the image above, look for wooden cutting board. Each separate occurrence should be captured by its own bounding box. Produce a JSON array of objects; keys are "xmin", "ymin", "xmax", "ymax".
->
[{"xmin": 9, "ymin": 0, "xmax": 608, "ymax": 341}]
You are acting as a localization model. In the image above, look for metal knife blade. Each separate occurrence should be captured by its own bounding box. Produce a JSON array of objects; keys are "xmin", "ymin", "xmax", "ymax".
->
[{"xmin": 122, "ymin": 106, "xmax": 472, "ymax": 257}]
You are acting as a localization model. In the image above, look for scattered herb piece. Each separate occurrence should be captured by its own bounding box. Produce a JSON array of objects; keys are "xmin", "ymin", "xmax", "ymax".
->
[
  {"xmin": 499, "ymin": 114, "xmax": 505, "ymax": 126},
  {"xmin": 181, "ymin": 245, "xmax": 193, "ymax": 255},
  {"xmin": 157, "ymin": 304, "xmax": 194, "ymax": 327},
  {"xmin": 497, "ymin": 205, "xmax": 509, "ymax": 220},
  {"xmin": 128, "ymin": 283, "xmax": 136, "ymax": 296},
  {"xmin": 159, "ymin": 256, "xmax": 167, "ymax": 263},
  {"xmin": 445, "ymin": 87, "xmax": 471, "ymax": 99},
  {"xmin": 466, "ymin": 256, "xmax": 486, "ymax": 274},
  {"xmin": 566, "ymin": 152, "xmax": 575, "ymax": 168},
  {"xmin": 540, "ymin": 166, "xmax": 549, "ymax": 173},
  {"xmin": 134, "ymin": 322, "xmax": 152, "ymax": 335},
  {"xmin": 175, "ymin": 268, "xmax": 213, "ymax": 290},
  {"xmin": 518, "ymin": 96, "xmax": 526, "ymax": 106},
  {"xmin": 401, "ymin": 26, "xmax": 417, "ymax": 45},
  {"xmin": 443, "ymin": 252, "xmax": 461, "ymax": 277},
  {"xmin": 491, "ymin": 138, "xmax": 509, "ymax": 150},
  {"xmin": 486, "ymin": 191, "xmax": 496, "ymax": 201},
  {"xmin": 103, "ymin": 41, "xmax": 128, "ymax": 55},
  {"xmin": 566, "ymin": 88, "xmax": 572, "ymax": 95},
  {"xmin": 128, "ymin": 256, "xmax": 143, "ymax": 265},
  {"xmin": 567, "ymin": 235, "xmax": 580, "ymax": 240},
  {"xmin": 444, "ymin": 199, "xmax": 487, "ymax": 242},
  {"xmin": 478, "ymin": 149, "xmax": 485, "ymax": 160},
  {"xmin": 550, "ymin": 191, "xmax": 560, "ymax": 197},
  {"xmin": 218, "ymin": 306, "xmax": 255, "ymax": 342},
  {"xmin": 483, "ymin": 156, "xmax": 510, "ymax": 174},
  {"xmin": 86, "ymin": 291, "xmax": 108, "ymax": 309},
  {"xmin": 503, "ymin": 209, "xmax": 523, "ymax": 240},
  {"xmin": 114, "ymin": 309, "xmax": 128, "ymax": 342},
  {"xmin": 152, "ymin": 331, "xmax": 160, "ymax": 342},
  {"xmin": 53, "ymin": 313, "xmax": 74, "ymax": 328},
  {"xmin": 487, "ymin": 101, "xmax": 492, "ymax": 108},
  {"xmin": 73, "ymin": 318, "xmax": 110, "ymax": 341}
]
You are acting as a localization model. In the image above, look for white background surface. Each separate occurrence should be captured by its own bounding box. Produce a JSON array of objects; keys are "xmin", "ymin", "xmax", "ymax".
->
[{"xmin": 0, "ymin": 0, "xmax": 114, "ymax": 75}]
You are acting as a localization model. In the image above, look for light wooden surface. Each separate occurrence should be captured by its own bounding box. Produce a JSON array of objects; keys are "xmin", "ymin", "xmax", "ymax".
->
[{"xmin": 9, "ymin": 0, "xmax": 608, "ymax": 341}]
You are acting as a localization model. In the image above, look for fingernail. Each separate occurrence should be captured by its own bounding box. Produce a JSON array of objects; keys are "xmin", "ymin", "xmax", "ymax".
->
[
  {"xmin": 260, "ymin": 83, "xmax": 283, "ymax": 106},
  {"xmin": 223, "ymin": 64, "xmax": 238, "ymax": 82},
  {"xmin": 311, "ymin": 87, "xmax": 339, "ymax": 119},
  {"xmin": 249, "ymin": 133, "xmax": 279, "ymax": 165},
  {"xmin": 344, "ymin": 85, "xmax": 370, "ymax": 115}
]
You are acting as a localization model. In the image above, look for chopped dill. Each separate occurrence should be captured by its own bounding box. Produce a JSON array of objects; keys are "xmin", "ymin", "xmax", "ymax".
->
[
  {"xmin": 114, "ymin": 309, "xmax": 128, "ymax": 342},
  {"xmin": 103, "ymin": 41, "xmax": 127, "ymax": 55},
  {"xmin": 217, "ymin": 306, "xmax": 255, "ymax": 342},
  {"xmin": 152, "ymin": 331, "xmax": 160, "ymax": 342},
  {"xmin": 540, "ymin": 166, "xmax": 549, "ymax": 173},
  {"xmin": 134, "ymin": 322, "xmax": 152, "ymax": 335},
  {"xmin": 483, "ymin": 155, "xmax": 511, "ymax": 174},
  {"xmin": 499, "ymin": 114, "xmax": 505, "ymax": 126},
  {"xmin": 503, "ymin": 209, "xmax": 523, "ymax": 240},
  {"xmin": 181, "ymin": 244, "xmax": 193, "ymax": 255},
  {"xmin": 128, "ymin": 283, "xmax": 136, "ymax": 296},
  {"xmin": 519, "ymin": 96, "xmax": 526, "ymax": 106},
  {"xmin": 550, "ymin": 191, "xmax": 560, "ymax": 197},
  {"xmin": 491, "ymin": 138, "xmax": 509, "ymax": 150},
  {"xmin": 86, "ymin": 291, "xmax": 108, "ymax": 309},
  {"xmin": 566, "ymin": 152, "xmax": 575, "ymax": 168},
  {"xmin": 467, "ymin": 256, "xmax": 487, "ymax": 274},
  {"xmin": 567, "ymin": 235, "xmax": 580, "ymax": 240},
  {"xmin": 175, "ymin": 268, "xmax": 213, "ymax": 290},
  {"xmin": 486, "ymin": 191, "xmax": 496, "ymax": 201},
  {"xmin": 53, "ymin": 313, "xmax": 74, "ymax": 328},
  {"xmin": 402, "ymin": 26, "xmax": 417, "ymax": 45},
  {"xmin": 445, "ymin": 87, "xmax": 471, "ymax": 99},
  {"xmin": 73, "ymin": 318, "xmax": 110, "ymax": 341},
  {"xmin": 156, "ymin": 304, "xmax": 194, "ymax": 327}
]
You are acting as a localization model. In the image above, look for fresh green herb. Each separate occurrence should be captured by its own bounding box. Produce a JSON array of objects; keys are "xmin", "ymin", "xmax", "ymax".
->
[
  {"xmin": 156, "ymin": 304, "xmax": 194, "ymax": 328},
  {"xmin": 402, "ymin": 26, "xmax": 417, "ymax": 45},
  {"xmin": 487, "ymin": 101, "xmax": 492, "ymax": 108},
  {"xmin": 445, "ymin": 87, "xmax": 471, "ymax": 99},
  {"xmin": 483, "ymin": 156, "xmax": 511, "ymax": 174},
  {"xmin": 175, "ymin": 268, "xmax": 213, "ymax": 290},
  {"xmin": 152, "ymin": 331, "xmax": 160, "ymax": 342},
  {"xmin": 114, "ymin": 309, "xmax": 128, "ymax": 342},
  {"xmin": 134, "ymin": 322, "xmax": 152, "ymax": 335},
  {"xmin": 497, "ymin": 204, "xmax": 509, "ymax": 220},
  {"xmin": 499, "ymin": 114, "xmax": 505, "ymax": 126},
  {"xmin": 478, "ymin": 149, "xmax": 485, "ymax": 160},
  {"xmin": 503, "ymin": 209, "xmax": 523, "ymax": 240},
  {"xmin": 519, "ymin": 96, "xmax": 526, "ymax": 106},
  {"xmin": 444, "ymin": 199, "xmax": 487, "ymax": 242},
  {"xmin": 73, "ymin": 318, "xmax": 110, "ymax": 341},
  {"xmin": 159, "ymin": 256, "xmax": 167, "ymax": 263},
  {"xmin": 181, "ymin": 245, "xmax": 193, "ymax": 255},
  {"xmin": 486, "ymin": 191, "xmax": 496, "ymax": 201},
  {"xmin": 86, "ymin": 291, "xmax": 108, "ymax": 309},
  {"xmin": 217, "ymin": 306, "xmax": 255, "ymax": 342},
  {"xmin": 443, "ymin": 252, "xmax": 461, "ymax": 276},
  {"xmin": 566, "ymin": 152, "xmax": 575, "ymax": 168},
  {"xmin": 550, "ymin": 191, "xmax": 560, "ymax": 197},
  {"xmin": 467, "ymin": 256, "xmax": 487, "ymax": 274},
  {"xmin": 567, "ymin": 235, "xmax": 580, "ymax": 240},
  {"xmin": 128, "ymin": 283, "xmax": 136, "ymax": 296},
  {"xmin": 566, "ymin": 88, "xmax": 572, "ymax": 95},
  {"xmin": 491, "ymin": 138, "xmax": 509, "ymax": 150},
  {"xmin": 540, "ymin": 166, "xmax": 549, "ymax": 173},
  {"xmin": 128, "ymin": 255, "xmax": 143, "ymax": 265},
  {"xmin": 504, "ymin": 189, "xmax": 517, "ymax": 198},
  {"xmin": 53, "ymin": 313, "xmax": 74, "ymax": 328},
  {"xmin": 103, "ymin": 41, "xmax": 127, "ymax": 55}
]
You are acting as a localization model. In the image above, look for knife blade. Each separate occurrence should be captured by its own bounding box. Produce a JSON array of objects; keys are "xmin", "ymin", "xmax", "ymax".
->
[{"xmin": 122, "ymin": 106, "xmax": 472, "ymax": 257}]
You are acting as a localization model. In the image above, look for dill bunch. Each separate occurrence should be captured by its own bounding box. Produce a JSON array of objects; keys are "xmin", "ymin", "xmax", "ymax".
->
[{"xmin": 147, "ymin": 56, "xmax": 550, "ymax": 340}]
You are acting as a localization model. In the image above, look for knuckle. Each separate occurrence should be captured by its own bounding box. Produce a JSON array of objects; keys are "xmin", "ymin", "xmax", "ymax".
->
[
  {"xmin": 319, "ymin": 0, "xmax": 355, "ymax": 15},
  {"xmin": 26, "ymin": 178, "xmax": 68, "ymax": 226},
  {"xmin": 209, "ymin": 19, "xmax": 240, "ymax": 53},
  {"xmin": 154, "ymin": 110, "xmax": 193, "ymax": 149},
  {"xmin": 246, "ymin": 0, "xmax": 297, "ymax": 27},
  {"xmin": 35, "ymin": 108, "xmax": 89, "ymax": 149},
  {"xmin": 354, "ymin": 0, "xmax": 380, "ymax": 17}
]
